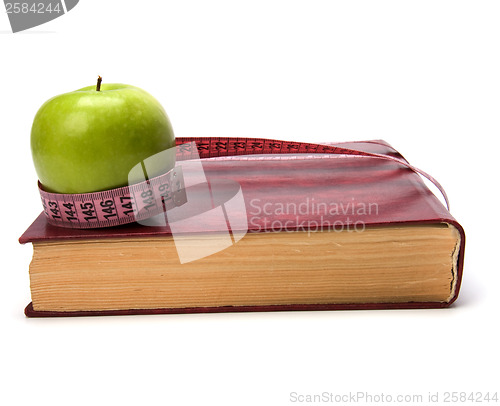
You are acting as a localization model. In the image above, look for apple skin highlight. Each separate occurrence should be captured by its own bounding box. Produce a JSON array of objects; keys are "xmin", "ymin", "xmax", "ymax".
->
[{"xmin": 31, "ymin": 82, "xmax": 176, "ymax": 194}]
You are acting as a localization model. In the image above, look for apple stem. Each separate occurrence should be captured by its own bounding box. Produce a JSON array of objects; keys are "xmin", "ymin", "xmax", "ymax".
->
[{"xmin": 96, "ymin": 76, "xmax": 102, "ymax": 92}]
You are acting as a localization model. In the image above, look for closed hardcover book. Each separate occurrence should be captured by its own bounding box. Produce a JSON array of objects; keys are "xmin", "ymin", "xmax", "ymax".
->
[{"xmin": 19, "ymin": 140, "xmax": 465, "ymax": 317}]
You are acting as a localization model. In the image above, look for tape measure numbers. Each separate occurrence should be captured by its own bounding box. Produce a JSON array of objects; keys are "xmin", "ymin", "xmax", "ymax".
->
[{"xmin": 39, "ymin": 166, "xmax": 187, "ymax": 229}]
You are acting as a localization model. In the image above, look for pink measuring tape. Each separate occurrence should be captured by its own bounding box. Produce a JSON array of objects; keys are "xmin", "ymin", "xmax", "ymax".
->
[{"xmin": 38, "ymin": 137, "xmax": 450, "ymax": 228}]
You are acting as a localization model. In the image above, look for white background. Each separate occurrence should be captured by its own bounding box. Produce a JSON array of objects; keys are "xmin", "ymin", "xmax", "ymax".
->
[{"xmin": 1, "ymin": 1, "xmax": 498, "ymax": 405}]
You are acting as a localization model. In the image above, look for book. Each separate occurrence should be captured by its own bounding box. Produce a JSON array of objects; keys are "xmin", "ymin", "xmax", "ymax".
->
[{"xmin": 19, "ymin": 140, "xmax": 465, "ymax": 317}]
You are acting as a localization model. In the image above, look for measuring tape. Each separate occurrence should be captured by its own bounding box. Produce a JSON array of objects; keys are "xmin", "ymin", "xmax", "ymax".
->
[
  {"xmin": 39, "ymin": 166, "xmax": 187, "ymax": 229},
  {"xmin": 38, "ymin": 137, "xmax": 449, "ymax": 228}
]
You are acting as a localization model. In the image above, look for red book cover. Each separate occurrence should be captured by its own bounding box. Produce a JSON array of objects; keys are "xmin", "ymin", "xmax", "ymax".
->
[{"xmin": 19, "ymin": 139, "xmax": 465, "ymax": 317}]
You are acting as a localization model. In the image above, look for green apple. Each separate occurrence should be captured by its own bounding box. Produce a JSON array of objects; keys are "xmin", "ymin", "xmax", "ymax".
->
[{"xmin": 31, "ymin": 79, "xmax": 175, "ymax": 194}]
